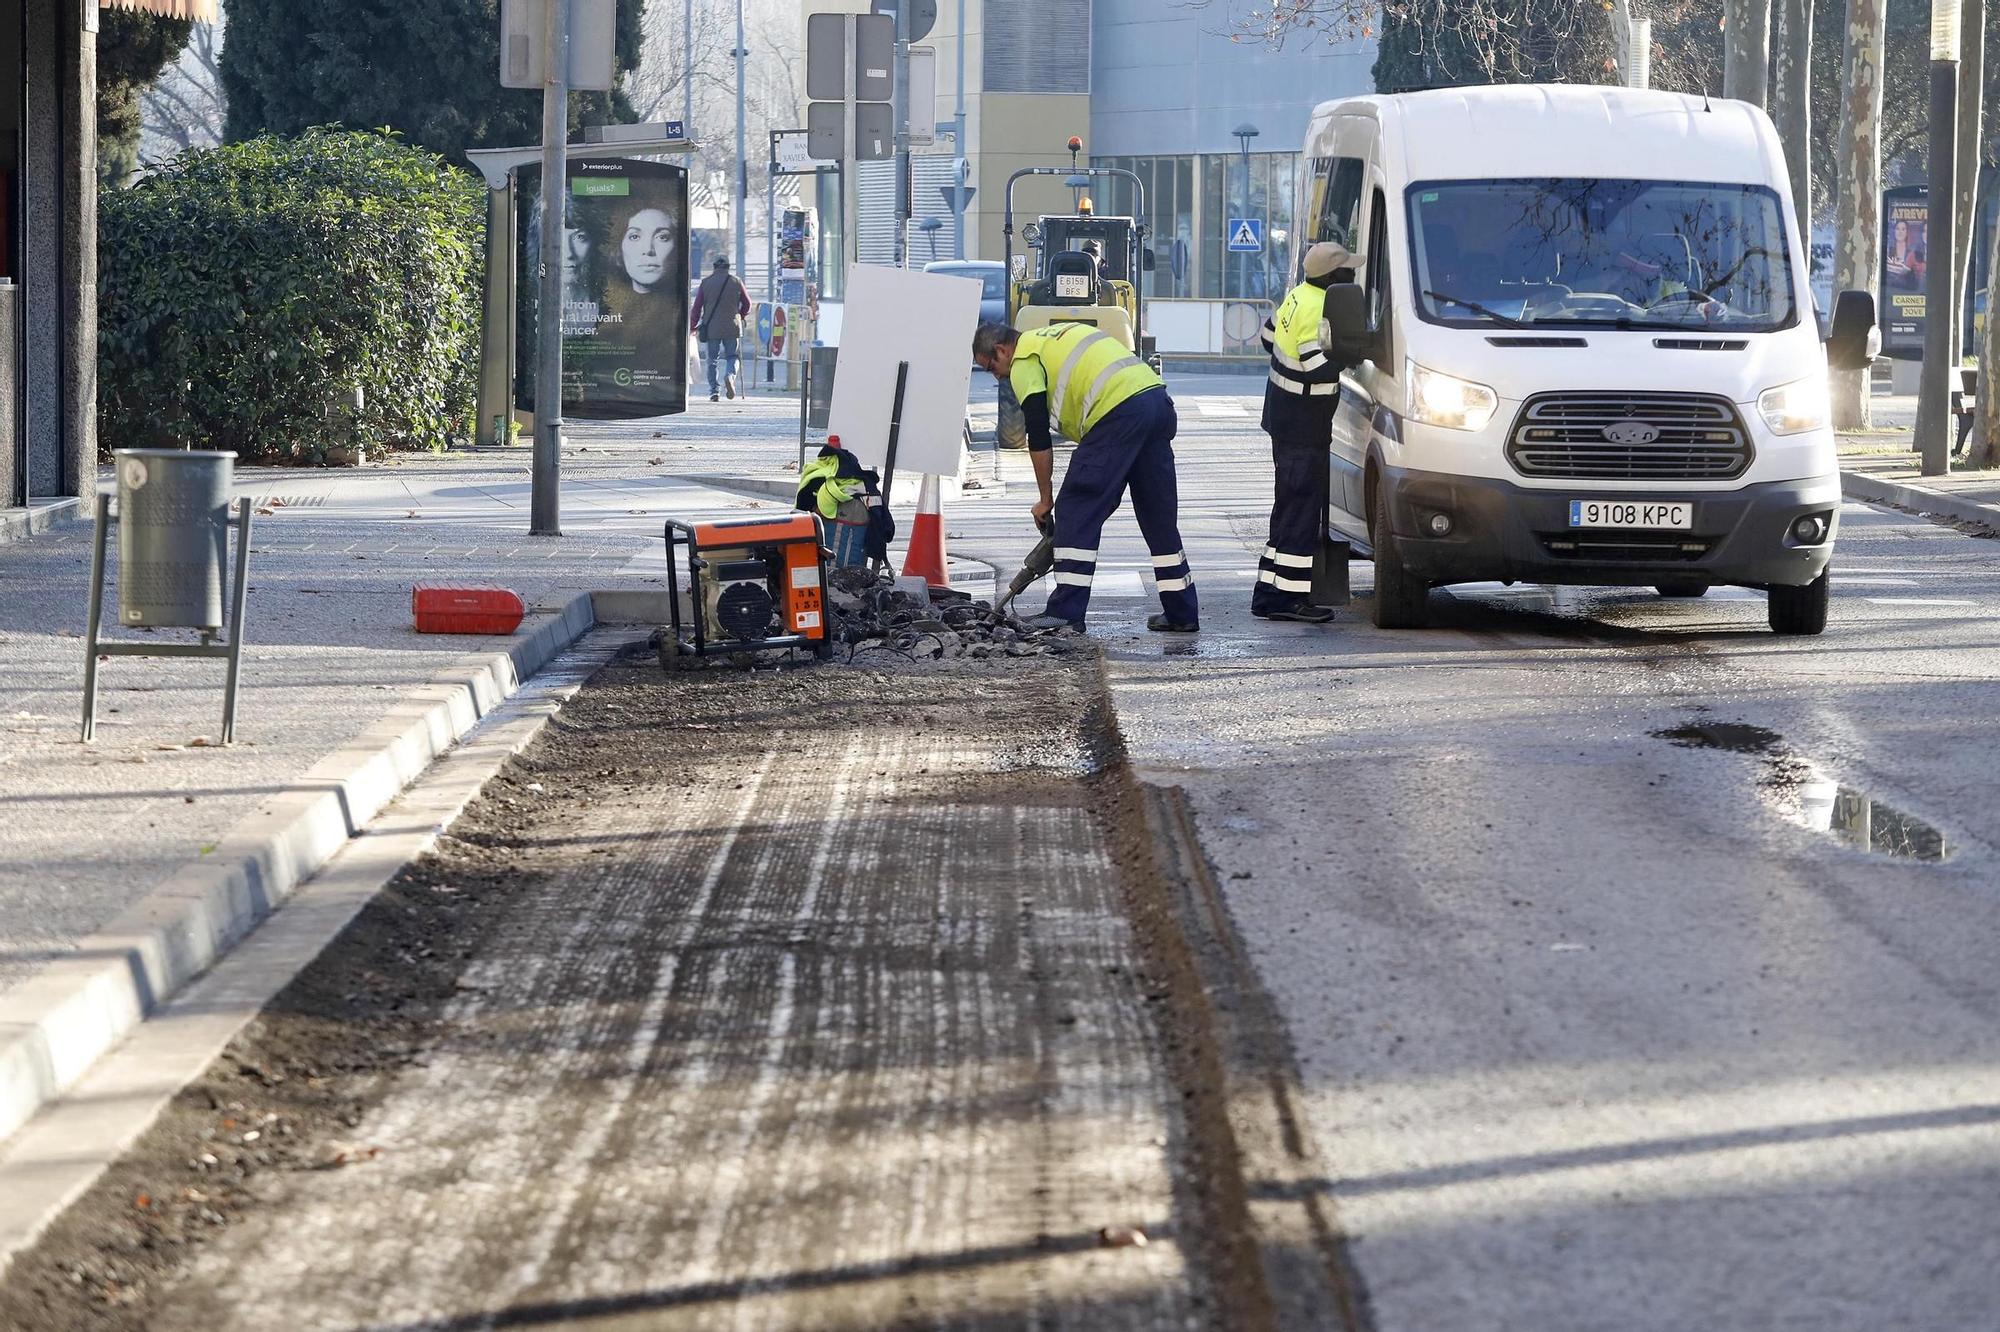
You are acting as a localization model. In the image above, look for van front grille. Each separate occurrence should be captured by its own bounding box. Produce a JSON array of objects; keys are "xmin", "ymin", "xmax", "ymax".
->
[{"xmin": 1506, "ymin": 392, "xmax": 1753, "ymax": 481}]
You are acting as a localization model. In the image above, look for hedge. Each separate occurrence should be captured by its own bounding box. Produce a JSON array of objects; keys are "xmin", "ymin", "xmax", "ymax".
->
[{"xmin": 99, "ymin": 128, "xmax": 484, "ymax": 462}]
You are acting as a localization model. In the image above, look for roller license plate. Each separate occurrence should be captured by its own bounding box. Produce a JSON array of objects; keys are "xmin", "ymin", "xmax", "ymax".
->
[
  {"xmin": 1054, "ymin": 274, "xmax": 1090, "ymax": 298},
  {"xmin": 1568, "ymin": 499, "xmax": 1692, "ymax": 530}
]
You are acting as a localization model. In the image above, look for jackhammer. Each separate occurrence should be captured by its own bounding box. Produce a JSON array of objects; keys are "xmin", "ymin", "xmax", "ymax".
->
[{"xmin": 989, "ymin": 512, "xmax": 1057, "ymax": 621}]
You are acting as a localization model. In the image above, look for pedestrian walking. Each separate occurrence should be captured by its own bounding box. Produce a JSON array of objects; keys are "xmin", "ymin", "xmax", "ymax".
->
[
  {"xmin": 972, "ymin": 321, "xmax": 1197, "ymax": 634},
  {"xmin": 1254, "ymin": 241, "xmax": 1354, "ymax": 623},
  {"xmin": 690, "ymin": 256, "xmax": 750, "ymax": 402}
]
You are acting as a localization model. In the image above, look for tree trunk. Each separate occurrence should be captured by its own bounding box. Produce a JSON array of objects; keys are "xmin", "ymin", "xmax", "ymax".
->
[
  {"xmin": 1832, "ymin": 0, "xmax": 1886, "ymax": 431},
  {"xmin": 1772, "ymin": 0, "xmax": 1813, "ymax": 227},
  {"xmin": 1724, "ymin": 0, "xmax": 1773, "ymax": 107},
  {"xmin": 1950, "ymin": 0, "xmax": 1984, "ymax": 384},
  {"xmin": 1974, "ymin": 205, "xmax": 2000, "ymax": 466}
]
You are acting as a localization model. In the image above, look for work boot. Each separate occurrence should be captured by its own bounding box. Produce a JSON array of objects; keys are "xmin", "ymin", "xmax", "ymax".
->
[
  {"xmin": 1256, "ymin": 604, "xmax": 1336, "ymax": 624},
  {"xmin": 1025, "ymin": 612, "xmax": 1084, "ymax": 634},
  {"xmin": 1146, "ymin": 613, "xmax": 1199, "ymax": 633},
  {"xmin": 725, "ymin": 373, "xmax": 738, "ymax": 399},
  {"xmin": 710, "ymin": 391, "xmax": 720, "ymax": 402}
]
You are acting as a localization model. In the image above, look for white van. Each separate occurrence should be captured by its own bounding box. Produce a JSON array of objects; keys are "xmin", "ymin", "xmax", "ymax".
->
[{"xmin": 1301, "ymin": 85, "xmax": 1877, "ymax": 634}]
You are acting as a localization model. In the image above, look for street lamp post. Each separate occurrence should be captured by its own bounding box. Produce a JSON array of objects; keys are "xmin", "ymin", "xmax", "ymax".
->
[
  {"xmin": 1920, "ymin": 0, "xmax": 1962, "ymax": 475},
  {"xmin": 1234, "ymin": 123, "xmax": 1259, "ymax": 300},
  {"xmin": 734, "ymin": 0, "xmax": 748, "ymax": 285}
]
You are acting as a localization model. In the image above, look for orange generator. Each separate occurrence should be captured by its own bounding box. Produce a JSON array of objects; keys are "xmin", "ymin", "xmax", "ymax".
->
[{"xmin": 658, "ymin": 515, "xmax": 831, "ymax": 668}]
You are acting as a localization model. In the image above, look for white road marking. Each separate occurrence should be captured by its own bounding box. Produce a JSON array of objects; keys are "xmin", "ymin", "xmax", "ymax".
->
[
  {"xmin": 1862, "ymin": 597, "xmax": 1979, "ymax": 606},
  {"xmin": 1837, "ymin": 576, "xmax": 1921, "ymax": 586},
  {"xmin": 1193, "ymin": 399, "xmax": 1249, "ymax": 417}
]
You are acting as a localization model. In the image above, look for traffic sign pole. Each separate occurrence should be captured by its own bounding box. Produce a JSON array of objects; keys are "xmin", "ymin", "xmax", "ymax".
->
[{"xmin": 532, "ymin": 0, "xmax": 569, "ymax": 537}]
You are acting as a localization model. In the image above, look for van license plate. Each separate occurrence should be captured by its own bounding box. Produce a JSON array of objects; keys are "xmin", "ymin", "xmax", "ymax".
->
[{"xmin": 1568, "ymin": 500, "xmax": 1692, "ymax": 529}]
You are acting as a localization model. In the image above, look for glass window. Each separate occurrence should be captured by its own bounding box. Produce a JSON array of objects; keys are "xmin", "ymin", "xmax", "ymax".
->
[
  {"xmin": 1199, "ymin": 152, "xmax": 1299, "ymax": 300},
  {"xmin": 1316, "ymin": 158, "xmax": 1365, "ymax": 254},
  {"xmin": 1092, "ymin": 154, "xmax": 1197, "ymax": 298},
  {"xmin": 1406, "ymin": 178, "xmax": 1798, "ymax": 331}
]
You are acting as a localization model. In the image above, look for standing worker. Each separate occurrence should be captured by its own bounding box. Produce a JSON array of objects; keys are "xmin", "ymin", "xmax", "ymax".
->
[
  {"xmin": 972, "ymin": 321, "xmax": 1197, "ymax": 634},
  {"xmin": 1253, "ymin": 241, "xmax": 1353, "ymax": 623},
  {"xmin": 690, "ymin": 256, "xmax": 750, "ymax": 402}
]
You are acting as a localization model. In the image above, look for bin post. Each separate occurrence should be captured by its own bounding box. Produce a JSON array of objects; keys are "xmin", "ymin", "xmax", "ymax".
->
[
  {"xmin": 220, "ymin": 499, "xmax": 253, "ymax": 744},
  {"xmin": 80, "ymin": 493, "xmax": 111, "ymax": 743}
]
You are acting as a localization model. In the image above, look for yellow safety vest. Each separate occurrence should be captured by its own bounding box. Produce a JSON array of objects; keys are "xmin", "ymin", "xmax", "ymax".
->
[
  {"xmin": 797, "ymin": 454, "xmax": 861, "ymax": 521},
  {"xmin": 1263, "ymin": 282, "xmax": 1339, "ymax": 397},
  {"xmin": 1008, "ymin": 323, "xmax": 1160, "ymax": 440}
]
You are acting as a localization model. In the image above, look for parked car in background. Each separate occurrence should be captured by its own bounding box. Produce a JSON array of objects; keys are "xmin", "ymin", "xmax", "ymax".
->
[{"xmin": 924, "ymin": 260, "xmax": 1008, "ymax": 326}]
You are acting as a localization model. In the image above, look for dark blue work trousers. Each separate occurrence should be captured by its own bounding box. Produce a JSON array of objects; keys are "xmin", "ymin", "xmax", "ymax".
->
[{"xmin": 1045, "ymin": 387, "xmax": 1198, "ymax": 626}]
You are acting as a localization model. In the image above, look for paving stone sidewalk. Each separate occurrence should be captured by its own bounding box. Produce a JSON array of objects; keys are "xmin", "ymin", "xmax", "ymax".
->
[{"xmin": 0, "ymin": 402, "xmax": 812, "ymax": 1000}]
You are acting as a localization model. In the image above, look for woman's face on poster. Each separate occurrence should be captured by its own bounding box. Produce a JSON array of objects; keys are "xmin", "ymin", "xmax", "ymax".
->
[
  {"xmin": 621, "ymin": 209, "xmax": 674, "ymax": 292},
  {"xmin": 563, "ymin": 226, "xmax": 591, "ymax": 279}
]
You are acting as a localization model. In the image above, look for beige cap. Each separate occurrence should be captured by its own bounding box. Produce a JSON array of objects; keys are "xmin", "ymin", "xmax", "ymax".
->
[{"xmin": 1302, "ymin": 241, "xmax": 1353, "ymax": 279}]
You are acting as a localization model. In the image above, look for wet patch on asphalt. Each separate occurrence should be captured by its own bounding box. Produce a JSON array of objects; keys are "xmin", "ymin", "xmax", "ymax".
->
[{"xmin": 1654, "ymin": 719, "xmax": 1949, "ymax": 861}]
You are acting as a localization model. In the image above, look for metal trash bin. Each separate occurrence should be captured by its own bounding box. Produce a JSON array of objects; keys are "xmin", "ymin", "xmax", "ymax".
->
[
  {"xmin": 113, "ymin": 448, "xmax": 234, "ymax": 629},
  {"xmin": 806, "ymin": 345, "xmax": 838, "ymax": 430}
]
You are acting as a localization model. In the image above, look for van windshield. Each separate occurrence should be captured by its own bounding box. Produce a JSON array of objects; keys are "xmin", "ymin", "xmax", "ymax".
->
[{"xmin": 1408, "ymin": 178, "xmax": 1797, "ymax": 332}]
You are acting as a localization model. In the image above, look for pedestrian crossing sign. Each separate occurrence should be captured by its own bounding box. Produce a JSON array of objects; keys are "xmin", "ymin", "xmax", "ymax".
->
[{"xmin": 1227, "ymin": 218, "xmax": 1263, "ymax": 252}]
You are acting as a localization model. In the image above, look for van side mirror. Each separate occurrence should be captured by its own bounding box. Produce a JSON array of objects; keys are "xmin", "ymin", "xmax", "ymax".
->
[
  {"xmin": 1827, "ymin": 289, "xmax": 1879, "ymax": 372},
  {"xmin": 1321, "ymin": 282, "xmax": 1371, "ymax": 359}
]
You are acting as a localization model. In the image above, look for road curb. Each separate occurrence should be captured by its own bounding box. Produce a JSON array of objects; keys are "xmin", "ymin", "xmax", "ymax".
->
[
  {"xmin": 1841, "ymin": 468, "xmax": 2000, "ymax": 532},
  {"xmin": 0, "ymin": 498, "xmax": 83, "ymax": 547},
  {"xmin": 0, "ymin": 592, "xmax": 617, "ymax": 1149}
]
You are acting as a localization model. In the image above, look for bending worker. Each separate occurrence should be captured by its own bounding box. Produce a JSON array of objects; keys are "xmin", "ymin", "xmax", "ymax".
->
[
  {"xmin": 972, "ymin": 321, "xmax": 1197, "ymax": 634},
  {"xmin": 1254, "ymin": 241, "xmax": 1354, "ymax": 623}
]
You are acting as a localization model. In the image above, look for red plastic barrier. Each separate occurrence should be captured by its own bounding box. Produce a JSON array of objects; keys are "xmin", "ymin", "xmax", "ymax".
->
[{"xmin": 412, "ymin": 585, "xmax": 526, "ymax": 635}]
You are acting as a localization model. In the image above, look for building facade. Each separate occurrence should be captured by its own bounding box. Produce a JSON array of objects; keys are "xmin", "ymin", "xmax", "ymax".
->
[
  {"xmin": 818, "ymin": 0, "xmax": 1375, "ymax": 353},
  {"xmin": 3, "ymin": 0, "xmax": 210, "ymax": 538}
]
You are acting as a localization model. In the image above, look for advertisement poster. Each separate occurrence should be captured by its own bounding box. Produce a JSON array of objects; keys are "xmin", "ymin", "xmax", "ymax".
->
[
  {"xmin": 521, "ymin": 157, "xmax": 690, "ymax": 419},
  {"xmin": 1881, "ymin": 186, "xmax": 1928, "ymax": 359}
]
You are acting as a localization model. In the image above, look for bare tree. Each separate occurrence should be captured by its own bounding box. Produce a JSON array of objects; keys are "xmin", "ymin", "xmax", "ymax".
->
[
  {"xmin": 1831, "ymin": 0, "xmax": 1886, "ymax": 430},
  {"xmin": 1974, "ymin": 196, "xmax": 2000, "ymax": 465},
  {"xmin": 1723, "ymin": 0, "xmax": 1772, "ymax": 105},
  {"xmin": 1772, "ymin": 0, "xmax": 1812, "ymax": 219},
  {"xmin": 1949, "ymin": 0, "xmax": 1983, "ymax": 390},
  {"xmin": 140, "ymin": 18, "xmax": 224, "ymax": 166}
]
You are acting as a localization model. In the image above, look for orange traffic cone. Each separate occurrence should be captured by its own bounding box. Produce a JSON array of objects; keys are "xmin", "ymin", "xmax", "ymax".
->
[{"xmin": 901, "ymin": 473, "xmax": 950, "ymax": 590}]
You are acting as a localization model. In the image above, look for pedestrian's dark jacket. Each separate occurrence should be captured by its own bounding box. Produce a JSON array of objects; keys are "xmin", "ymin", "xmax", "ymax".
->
[{"xmin": 691, "ymin": 269, "xmax": 750, "ymax": 341}]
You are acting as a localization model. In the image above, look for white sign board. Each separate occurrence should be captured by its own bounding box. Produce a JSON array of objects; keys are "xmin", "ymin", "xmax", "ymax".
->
[
  {"xmin": 907, "ymin": 48, "xmax": 936, "ymax": 145},
  {"xmin": 826, "ymin": 265, "xmax": 981, "ymax": 477},
  {"xmin": 774, "ymin": 130, "xmax": 822, "ymax": 173}
]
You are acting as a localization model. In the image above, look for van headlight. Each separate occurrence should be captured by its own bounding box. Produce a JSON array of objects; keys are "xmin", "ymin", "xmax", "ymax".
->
[
  {"xmin": 1757, "ymin": 376, "xmax": 1830, "ymax": 435},
  {"xmin": 1407, "ymin": 359, "xmax": 1499, "ymax": 432}
]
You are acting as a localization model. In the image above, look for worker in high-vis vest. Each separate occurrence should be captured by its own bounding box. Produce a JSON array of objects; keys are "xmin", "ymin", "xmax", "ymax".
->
[
  {"xmin": 1253, "ymin": 241, "xmax": 1355, "ymax": 623},
  {"xmin": 972, "ymin": 321, "xmax": 1196, "ymax": 633}
]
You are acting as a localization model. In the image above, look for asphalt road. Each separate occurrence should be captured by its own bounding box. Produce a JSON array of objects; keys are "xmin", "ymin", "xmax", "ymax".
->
[
  {"xmin": 0, "ymin": 651, "xmax": 1251, "ymax": 1331},
  {"xmin": 953, "ymin": 376, "xmax": 2000, "ymax": 1330}
]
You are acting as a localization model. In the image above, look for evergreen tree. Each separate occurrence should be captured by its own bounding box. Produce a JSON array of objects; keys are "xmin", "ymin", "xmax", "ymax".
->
[
  {"xmin": 98, "ymin": 10, "xmax": 193, "ymax": 186},
  {"xmin": 221, "ymin": 0, "xmax": 645, "ymax": 166}
]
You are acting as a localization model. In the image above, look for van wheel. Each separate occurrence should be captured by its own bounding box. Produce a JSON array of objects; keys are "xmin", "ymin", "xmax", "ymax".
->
[
  {"xmin": 1655, "ymin": 579, "xmax": 1711, "ymax": 598},
  {"xmin": 1768, "ymin": 571, "xmax": 1830, "ymax": 635},
  {"xmin": 996, "ymin": 380, "xmax": 1028, "ymax": 450},
  {"xmin": 1369, "ymin": 483, "xmax": 1431, "ymax": 629}
]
